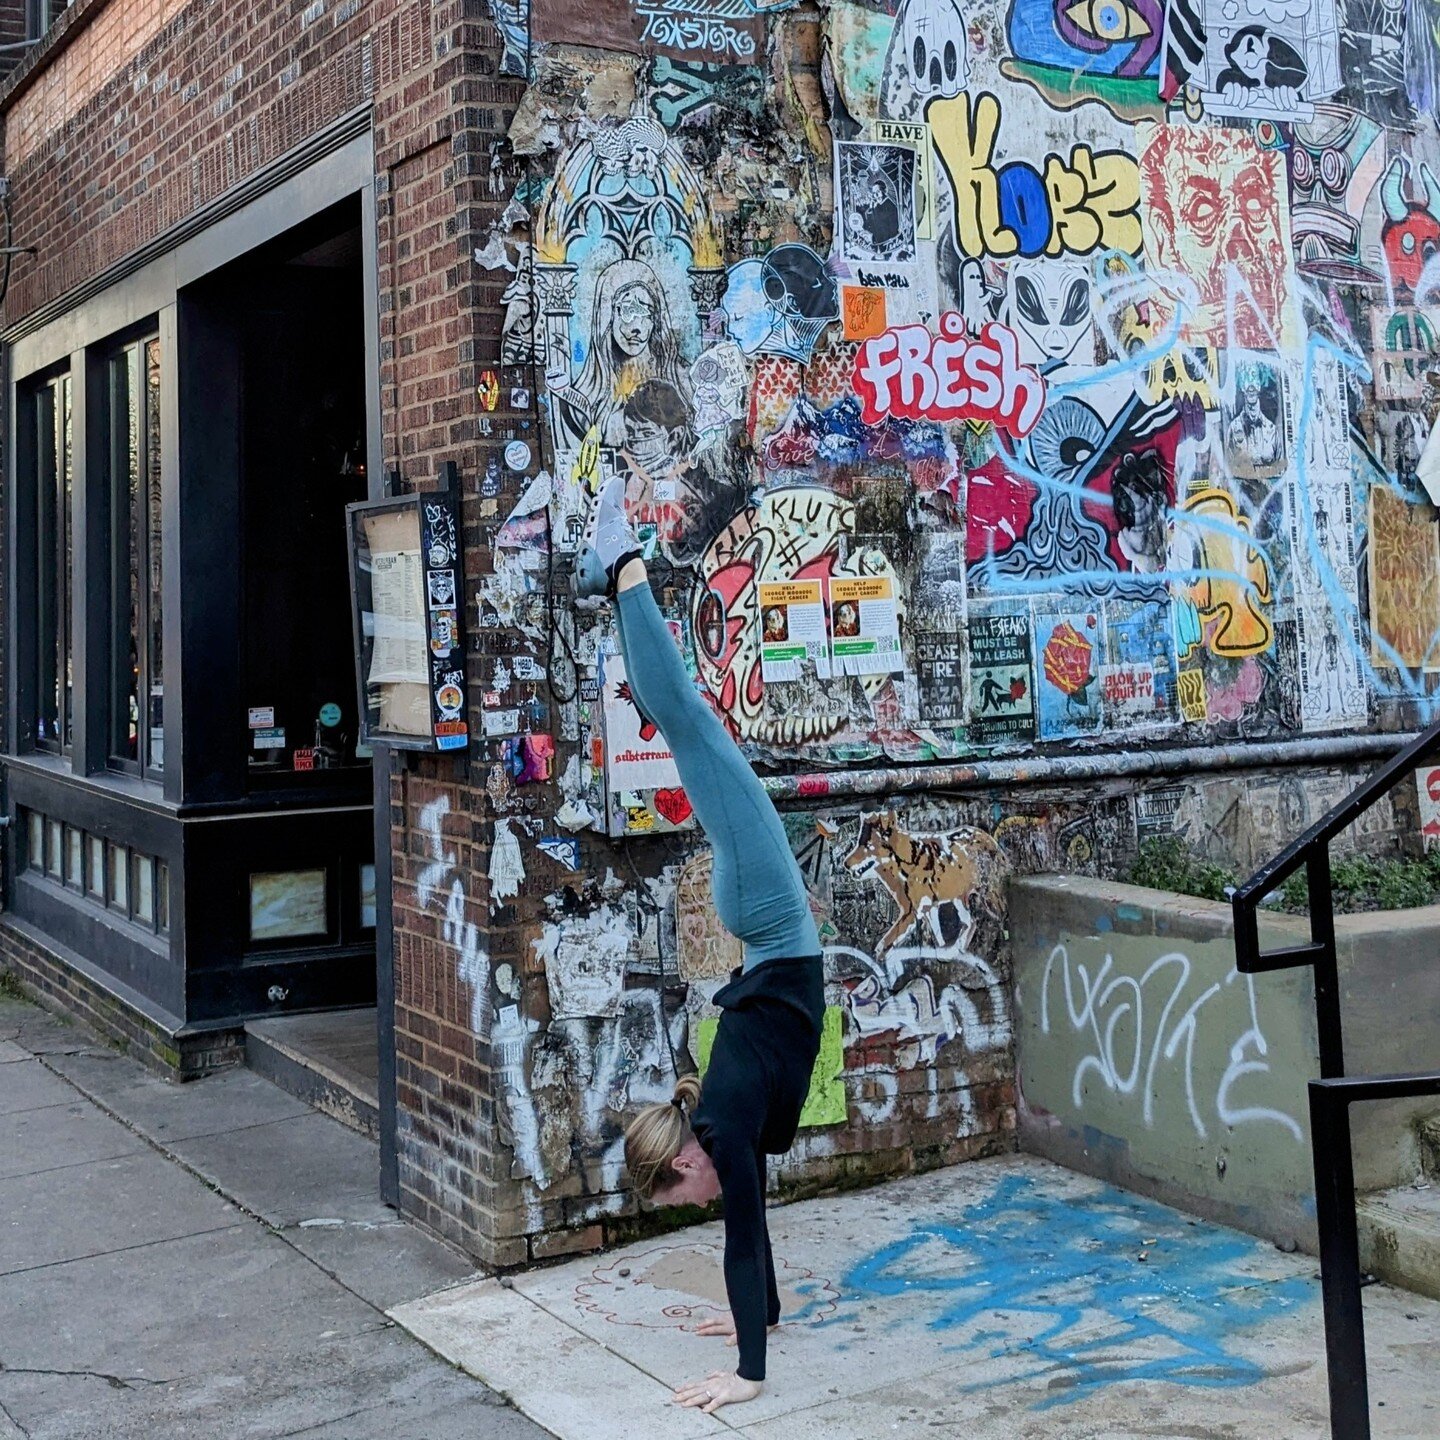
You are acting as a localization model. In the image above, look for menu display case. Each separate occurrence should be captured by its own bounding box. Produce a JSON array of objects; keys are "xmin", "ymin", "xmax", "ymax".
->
[{"xmin": 346, "ymin": 485, "xmax": 468, "ymax": 753}]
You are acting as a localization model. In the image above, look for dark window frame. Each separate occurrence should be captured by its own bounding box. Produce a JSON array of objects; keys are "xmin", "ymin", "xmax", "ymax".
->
[
  {"xmin": 104, "ymin": 330, "xmax": 164, "ymax": 781},
  {"xmin": 25, "ymin": 0, "xmax": 74, "ymax": 42},
  {"xmin": 18, "ymin": 367, "xmax": 73, "ymax": 760}
]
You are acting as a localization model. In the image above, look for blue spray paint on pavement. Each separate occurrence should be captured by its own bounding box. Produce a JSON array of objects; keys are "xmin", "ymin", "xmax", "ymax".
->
[{"xmin": 838, "ymin": 1172, "xmax": 1314, "ymax": 1409}]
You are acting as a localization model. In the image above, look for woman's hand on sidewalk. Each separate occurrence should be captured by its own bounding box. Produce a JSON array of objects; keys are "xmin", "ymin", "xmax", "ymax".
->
[
  {"xmin": 693, "ymin": 1313, "xmax": 779, "ymax": 1347},
  {"xmin": 673, "ymin": 1370, "xmax": 762, "ymax": 1413},
  {"xmin": 693, "ymin": 1313, "xmax": 738, "ymax": 1346}
]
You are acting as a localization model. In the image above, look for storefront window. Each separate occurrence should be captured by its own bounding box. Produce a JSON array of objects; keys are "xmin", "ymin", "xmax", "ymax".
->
[
  {"xmin": 109, "ymin": 336, "xmax": 163, "ymax": 777},
  {"xmin": 30, "ymin": 372, "xmax": 72, "ymax": 755},
  {"xmin": 87, "ymin": 835, "xmax": 105, "ymax": 899},
  {"xmin": 109, "ymin": 843, "xmax": 129, "ymax": 913},
  {"xmin": 66, "ymin": 826, "xmax": 83, "ymax": 888}
]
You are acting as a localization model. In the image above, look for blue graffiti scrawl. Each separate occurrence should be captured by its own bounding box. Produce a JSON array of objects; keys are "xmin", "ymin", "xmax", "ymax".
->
[{"xmin": 840, "ymin": 1173, "xmax": 1313, "ymax": 1408}]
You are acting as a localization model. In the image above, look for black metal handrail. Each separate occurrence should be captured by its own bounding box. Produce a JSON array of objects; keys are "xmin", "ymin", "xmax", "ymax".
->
[
  {"xmin": 1231, "ymin": 718, "xmax": 1440, "ymax": 1440},
  {"xmin": 1309, "ymin": 1074, "xmax": 1440, "ymax": 1436}
]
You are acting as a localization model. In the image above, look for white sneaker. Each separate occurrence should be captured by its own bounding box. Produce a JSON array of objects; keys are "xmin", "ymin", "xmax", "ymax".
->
[{"xmin": 573, "ymin": 473, "xmax": 641, "ymax": 599}]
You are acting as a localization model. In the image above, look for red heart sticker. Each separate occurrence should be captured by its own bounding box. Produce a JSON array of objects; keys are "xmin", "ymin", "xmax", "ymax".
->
[{"xmin": 654, "ymin": 788, "xmax": 693, "ymax": 826}]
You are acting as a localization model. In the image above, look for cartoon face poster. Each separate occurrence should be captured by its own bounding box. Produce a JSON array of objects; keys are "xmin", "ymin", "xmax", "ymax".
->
[
  {"xmin": 1138, "ymin": 123, "xmax": 1299, "ymax": 350},
  {"xmin": 1185, "ymin": 0, "xmax": 1343, "ymax": 121}
]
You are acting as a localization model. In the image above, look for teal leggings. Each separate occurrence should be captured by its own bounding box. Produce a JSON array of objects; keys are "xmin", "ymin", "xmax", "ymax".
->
[{"xmin": 615, "ymin": 582, "xmax": 820, "ymax": 969}]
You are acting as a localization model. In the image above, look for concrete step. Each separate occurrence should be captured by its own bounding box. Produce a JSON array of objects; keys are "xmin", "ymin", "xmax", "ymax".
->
[
  {"xmin": 244, "ymin": 1009, "xmax": 380, "ymax": 1142},
  {"xmin": 1419, "ymin": 1113, "xmax": 1440, "ymax": 1182},
  {"xmin": 1358, "ymin": 1183, "xmax": 1440, "ymax": 1302}
]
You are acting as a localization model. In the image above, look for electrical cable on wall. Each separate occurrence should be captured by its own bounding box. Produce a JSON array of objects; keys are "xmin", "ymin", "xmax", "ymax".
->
[
  {"xmin": 0, "ymin": 181, "xmax": 38, "ymax": 313},
  {"xmin": 621, "ymin": 836, "xmax": 685, "ymax": 1081}
]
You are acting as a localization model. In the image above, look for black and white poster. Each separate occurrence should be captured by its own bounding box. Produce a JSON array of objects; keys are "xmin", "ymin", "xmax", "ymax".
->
[
  {"xmin": 1222, "ymin": 358, "xmax": 1288, "ymax": 481},
  {"xmin": 836, "ymin": 141, "xmax": 918, "ymax": 266},
  {"xmin": 914, "ymin": 630, "xmax": 967, "ymax": 722},
  {"xmin": 1338, "ymin": 0, "xmax": 1414, "ymax": 124},
  {"xmin": 1190, "ymin": 0, "xmax": 1342, "ymax": 120},
  {"xmin": 906, "ymin": 531, "xmax": 968, "ymax": 724},
  {"xmin": 968, "ymin": 608, "xmax": 1036, "ymax": 744}
]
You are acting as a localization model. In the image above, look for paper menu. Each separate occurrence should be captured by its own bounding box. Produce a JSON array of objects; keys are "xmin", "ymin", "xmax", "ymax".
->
[{"xmin": 366, "ymin": 549, "xmax": 429, "ymax": 685}]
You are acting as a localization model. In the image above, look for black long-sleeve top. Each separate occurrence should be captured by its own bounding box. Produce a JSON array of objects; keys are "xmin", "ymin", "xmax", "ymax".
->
[{"xmin": 689, "ymin": 955, "xmax": 824, "ymax": 1383}]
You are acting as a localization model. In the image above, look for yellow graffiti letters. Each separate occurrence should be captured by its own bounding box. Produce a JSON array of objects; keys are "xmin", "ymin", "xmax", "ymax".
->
[
  {"xmin": 1180, "ymin": 489, "xmax": 1274, "ymax": 658},
  {"xmin": 1045, "ymin": 148, "xmax": 1142, "ymax": 258},
  {"xmin": 1176, "ymin": 668, "xmax": 1208, "ymax": 723},
  {"xmin": 929, "ymin": 92, "xmax": 1142, "ymax": 261},
  {"xmin": 927, "ymin": 93, "xmax": 1017, "ymax": 258}
]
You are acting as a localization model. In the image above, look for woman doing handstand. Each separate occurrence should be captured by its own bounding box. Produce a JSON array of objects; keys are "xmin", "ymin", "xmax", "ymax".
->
[{"xmin": 574, "ymin": 474, "xmax": 824, "ymax": 1417}]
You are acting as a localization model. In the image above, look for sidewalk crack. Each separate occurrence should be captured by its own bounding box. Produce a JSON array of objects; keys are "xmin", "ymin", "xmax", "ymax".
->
[
  {"xmin": 0, "ymin": 1362, "xmax": 172, "ymax": 1391},
  {"xmin": 0, "ymin": 1392, "xmax": 31, "ymax": 1438}
]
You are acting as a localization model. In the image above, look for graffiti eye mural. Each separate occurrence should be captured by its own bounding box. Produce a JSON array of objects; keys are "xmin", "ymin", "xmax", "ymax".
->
[
  {"xmin": 1061, "ymin": 0, "xmax": 1153, "ymax": 46},
  {"xmin": 1027, "ymin": 397, "xmax": 1107, "ymax": 481},
  {"xmin": 1003, "ymin": 0, "xmax": 1164, "ymax": 118}
]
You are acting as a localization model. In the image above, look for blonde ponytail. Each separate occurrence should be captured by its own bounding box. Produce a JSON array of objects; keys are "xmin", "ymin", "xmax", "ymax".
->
[
  {"xmin": 625, "ymin": 1073, "xmax": 703, "ymax": 1199},
  {"xmin": 672, "ymin": 1072, "xmax": 702, "ymax": 1112}
]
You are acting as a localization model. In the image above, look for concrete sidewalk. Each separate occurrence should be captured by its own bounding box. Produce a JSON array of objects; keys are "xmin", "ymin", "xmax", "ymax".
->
[
  {"xmin": 0, "ymin": 989, "xmax": 545, "ymax": 1440},
  {"xmin": 394, "ymin": 1157, "xmax": 1440, "ymax": 1440}
]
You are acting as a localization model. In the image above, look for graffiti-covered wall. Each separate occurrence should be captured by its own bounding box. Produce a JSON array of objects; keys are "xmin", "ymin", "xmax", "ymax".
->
[{"xmin": 452, "ymin": 0, "xmax": 1440, "ymax": 1258}]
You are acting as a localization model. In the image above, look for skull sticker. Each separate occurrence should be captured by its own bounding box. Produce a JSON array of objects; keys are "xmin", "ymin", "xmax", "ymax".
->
[{"xmin": 882, "ymin": 0, "xmax": 971, "ymax": 117}]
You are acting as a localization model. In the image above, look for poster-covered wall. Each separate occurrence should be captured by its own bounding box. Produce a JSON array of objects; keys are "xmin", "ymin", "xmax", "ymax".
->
[{"xmin": 452, "ymin": 0, "xmax": 1440, "ymax": 1251}]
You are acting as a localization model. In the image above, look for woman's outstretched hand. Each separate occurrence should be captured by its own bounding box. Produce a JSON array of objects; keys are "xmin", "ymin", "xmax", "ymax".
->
[
  {"xmin": 693, "ymin": 1313, "xmax": 779, "ymax": 1348},
  {"xmin": 672, "ymin": 1370, "xmax": 762, "ymax": 1413}
]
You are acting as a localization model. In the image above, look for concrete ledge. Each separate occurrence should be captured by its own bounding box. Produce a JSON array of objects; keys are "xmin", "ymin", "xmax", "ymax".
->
[
  {"xmin": 1011, "ymin": 875, "xmax": 1440, "ymax": 1267},
  {"xmin": 245, "ymin": 1011, "xmax": 380, "ymax": 1140},
  {"xmin": 0, "ymin": 918, "xmax": 242, "ymax": 1078},
  {"xmin": 1360, "ymin": 1187, "xmax": 1440, "ymax": 1302},
  {"xmin": 1010, "ymin": 874, "xmax": 1318, "ymax": 1251}
]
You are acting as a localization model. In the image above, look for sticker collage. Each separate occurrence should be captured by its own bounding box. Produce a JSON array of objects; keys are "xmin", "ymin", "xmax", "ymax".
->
[{"xmin": 476, "ymin": 0, "xmax": 1440, "ymax": 834}]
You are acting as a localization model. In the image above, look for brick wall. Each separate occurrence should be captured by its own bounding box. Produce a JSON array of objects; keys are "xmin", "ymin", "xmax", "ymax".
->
[
  {"xmin": 0, "ymin": 0, "xmax": 530, "ymax": 1263},
  {"xmin": 1, "ymin": 0, "xmax": 1407, "ymax": 1277},
  {"xmin": 0, "ymin": 916, "xmax": 246, "ymax": 1074},
  {"xmin": 0, "ymin": 0, "xmax": 1150, "ymax": 1273}
]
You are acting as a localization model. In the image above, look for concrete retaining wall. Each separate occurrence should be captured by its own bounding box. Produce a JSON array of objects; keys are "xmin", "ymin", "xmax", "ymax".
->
[{"xmin": 1011, "ymin": 876, "xmax": 1440, "ymax": 1252}]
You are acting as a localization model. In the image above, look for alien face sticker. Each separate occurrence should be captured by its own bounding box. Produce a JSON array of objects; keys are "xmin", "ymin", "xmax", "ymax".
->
[{"xmin": 1003, "ymin": 260, "xmax": 1096, "ymax": 370}]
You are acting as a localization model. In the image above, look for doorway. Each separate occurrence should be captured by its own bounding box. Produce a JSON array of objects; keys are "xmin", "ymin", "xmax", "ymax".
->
[
  {"xmin": 240, "ymin": 214, "xmax": 370, "ymax": 783},
  {"xmin": 177, "ymin": 196, "xmax": 386, "ymax": 1143}
]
